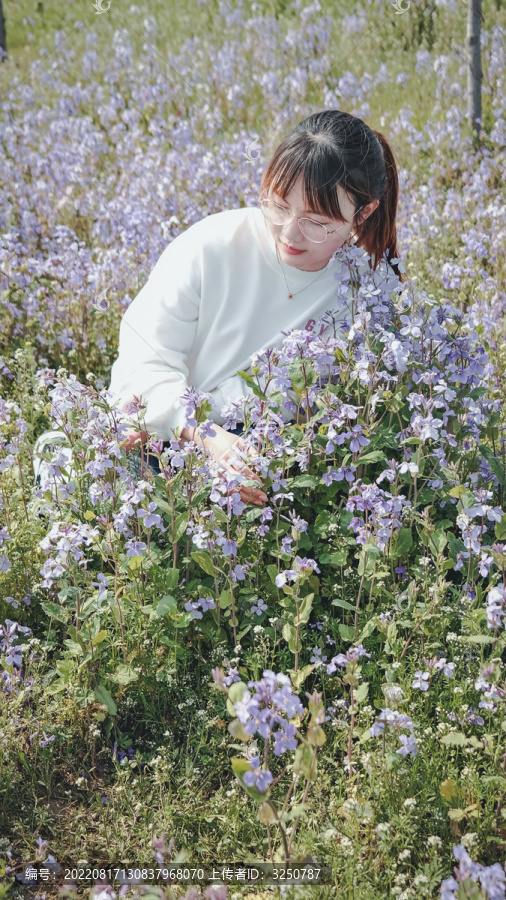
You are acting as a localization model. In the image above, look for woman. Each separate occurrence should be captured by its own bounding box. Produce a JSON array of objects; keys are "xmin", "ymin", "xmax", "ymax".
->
[{"xmin": 34, "ymin": 110, "xmax": 403, "ymax": 508}]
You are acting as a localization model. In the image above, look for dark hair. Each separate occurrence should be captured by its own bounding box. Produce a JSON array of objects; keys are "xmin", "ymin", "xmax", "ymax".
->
[{"xmin": 260, "ymin": 110, "xmax": 405, "ymax": 282}]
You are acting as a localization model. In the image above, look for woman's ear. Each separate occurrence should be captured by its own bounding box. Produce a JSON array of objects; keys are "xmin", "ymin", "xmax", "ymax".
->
[{"xmin": 356, "ymin": 199, "xmax": 380, "ymax": 224}]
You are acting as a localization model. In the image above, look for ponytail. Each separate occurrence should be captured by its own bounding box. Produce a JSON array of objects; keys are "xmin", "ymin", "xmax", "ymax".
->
[{"xmin": 355, "ymin": 130, "xmax": 404, "ymax": 283}]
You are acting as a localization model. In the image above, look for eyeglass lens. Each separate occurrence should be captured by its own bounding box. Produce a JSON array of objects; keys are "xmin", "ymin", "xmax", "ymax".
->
[{"xmin": 261, "ymin": 200, "xmax": 327, "ymax": 242}]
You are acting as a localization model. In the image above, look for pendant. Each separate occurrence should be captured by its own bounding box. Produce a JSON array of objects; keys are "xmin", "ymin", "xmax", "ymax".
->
[{"xmin": 288, "ymin": 293, "xmax": 293, "ymax": 299}]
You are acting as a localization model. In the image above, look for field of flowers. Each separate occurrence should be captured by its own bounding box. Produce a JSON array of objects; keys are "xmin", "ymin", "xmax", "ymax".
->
[{"xmin": 1, "ymin": 0, "xmax": 506, "ymax": 897}]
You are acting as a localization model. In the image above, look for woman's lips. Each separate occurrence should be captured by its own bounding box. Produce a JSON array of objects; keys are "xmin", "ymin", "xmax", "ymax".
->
[{"xmin": 281, "ymin": 243, "xmax": 305, "ymax": 255}]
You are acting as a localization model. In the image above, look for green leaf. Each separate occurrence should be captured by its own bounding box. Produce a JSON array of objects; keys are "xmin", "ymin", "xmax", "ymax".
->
[
  {"xmin": 313, "ymin": 511, "xmax": 335, "ymax": 537},
  {"xmin": 188, "ymin": 486, "xmax": 212, "ymax": 507},
  {"xmin": 487, "ymin": 456, "xmax": 506, "ymax": 486},
  {"xmin": 339, "ymin": 624, "xmax": 355, "ymax": 641},
  {"xmin": 482, "ymin": 776, "xmax": 506, "ymax": 787},
  {"xmin": 289, "ymin": 664, "xmax": 314, "ymax": 691},
  {"xmin": 237, "ymin": 371, "xmax": 265, "ymax": 399},
  {"xmin": 291, "ymin": 475, "xmax": 319, "ymax": 489},
  {"xmin": 266, "ymin": 564, "xmax": 279, "ymax": 585},
  {"xmin": 495, "ymin": 515, "xmax": 506, "ymax": 542},
  {"xmin": 227, "ymin": 681, "xmax": 248, "ymax": 718},
  {"xmin": 332, "ymin": 597, "xmax": 355, "ymax": 611},
  {"xmin": 356, "ymin": 450, "xmax": 386, "ymax": 465},
  {"xmin": 358, "ymin": 544, "xmax": 380, "ymax": 577},
  {"xmin": 431, "ymin": 529, "xmax": 448, "ymax": 555},
  {"xmin": 173, "ymin": 513, "xmax": 189, "ymax": 543},
  {"xmin": 390, "ymin": 527, "xmax": 413, "ymax": 559},
  {"xmin": 293, "ymin": 744, "xmax": 317, "ymax": 781},
  {"xmin": 448, "ymin": 532, "xmax": 466, "ymax": 557},
  {"xmin": 441, "ymin": 732, "xmax": 467, "ymax": 747},
  {"xmin": 91, "ymin": 630, "xmax": 108, "ymax": 647},
  {"xmin": 58, "ymin": 586, "xmax": 79, "ymax": 605},
  {"xmin": 94, "ymin": 683, "xmax": 117, "ymax": 716},
  {"xmin": 308, "ymin": 724, "xmax": 328, "ymax": 747},
  {"xmin": 440, "ymin": 778, "xmax": 458, "ymax": 802},
  {"xmin": 191, "ymin": 550, "xmax": 216, "ymax": 576},
  {"xmin": 219, "ymin": 589, "xmax": 233, "ymax": 609},
  {"xmin": 40, "ymin": 601, "xmax": 69, "ymax": 624},
  {"xmin": 165, "ymin": 568, "xmax": 180, "ymax": 591},
  {"xmin": 282, "ymin": 623, "xmax": 297, "ymax": 653},
  {"xmin": 354, "ymin": 682, "xmax": 369, "ymax": 704},
  {"xmin": 328, "ymin": 549, "xmax": 348, "ymax": 567},
  {"xmin": 294, "ymin": 593, "xmax": 313, "ymax": 626},
  {"xmin": 111, "ymin": 664, "xmax": 138, "ymax": 685},
  {"xmin": 339, "ymin": 510, "xmax": 353, "ymax": 533},
  {"xmin": 461, "ymin": 634, "xmax": 495, "ymax": 645},
  {"xmin": 280, "ymin": 803, "xmax": 310, "ymax": 824},
  {"xmin": 358, "ymin": 617, "xmax": 378, "ymax": 642},
  {"xmin": 153, "ymin": 496, "xmax": 175, "ymax": 517},
  {"xmin": 155, "ymin": 595, "xmax": 178, "ymax": 617},
  {"xmin": 448, "ymin": 808, "xmax": 467, "ymax": 822},
  {"xmin": 228, "ymin": 680, "xmax": 248, "ymax": 705}
]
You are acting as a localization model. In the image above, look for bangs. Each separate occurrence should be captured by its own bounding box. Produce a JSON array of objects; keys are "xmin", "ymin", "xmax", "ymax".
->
[{"xmin": 261, "ymin": 142, "xmax": 350, "ymax": 222}]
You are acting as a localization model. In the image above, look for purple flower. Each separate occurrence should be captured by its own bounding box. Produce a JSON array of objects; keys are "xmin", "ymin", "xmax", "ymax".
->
[
  {"xmin": 273, "ymin": 723, "xmax": 297, "ymax": 756},
  {"xmin": 396, "ymin": 733, "xmax": 418, "ymax": 758},
  {"xmin": 251, "ymin": 598, "xmax": 268, "ymax": 616},
  {"xmin": 124, "ymin": 539, "xmax": 147, "ymax": 558},
  {"xmin": 412, "ymin": 670, "xmax": 430, "ymax": 691},
  {"xmin": 243, "ymin": 755, "xmax": 273, "ymax": 793},
  {"xmin": 327, "ymin": 644, "xmax": 371, "ymax": 674},
  {"xmin": 136, "ymin": 501, "xmax": 166, "ymax": 531},
  {"xmin": 184, "ymin": 596, "xmax": 215, "ymax": 620}
]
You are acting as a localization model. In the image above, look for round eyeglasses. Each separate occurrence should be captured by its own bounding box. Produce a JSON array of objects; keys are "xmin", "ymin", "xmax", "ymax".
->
[{"xmin": 258, "ymin": 197, "xmax": 344, "ymax": 244}]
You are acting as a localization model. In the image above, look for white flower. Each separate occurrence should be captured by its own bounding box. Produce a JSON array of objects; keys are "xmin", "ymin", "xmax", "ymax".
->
[
  {"xmin": 383, "ymin": 684, "xmax": 405, "ymax": 703},
  {"xmin": 339, "ymin": 836, "xmax": 354, "ymax": 856},
  {"xmin": 456, "ymin": 512, "xmax": 471, "ymax": 529},
  {"xmin": 403, "ymin": 797, "xmax": 417, "ymax": 809},
  {"xmin": 376, "ymin": 822, "xmax": 391, "ymax": 835},
  {"xmin": 398, "ymin": 849, "xmax": 411, "ymax": 861},
  {"xmin": 461, "ymin": 832, "xmax": 478, "ymax": 848},
  {"xmin": 427, "ymin": 835, "xmax": 442, "ymax": 848}
]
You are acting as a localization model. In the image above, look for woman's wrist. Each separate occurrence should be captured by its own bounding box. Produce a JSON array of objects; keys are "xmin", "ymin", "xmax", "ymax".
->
[
  {"xmin": 180, "ymin": 424, "xmax": 207, "ymax": 446},
  {"xmin": 180, "ymin": 425, "xmax": 197, "ymax": 442}
]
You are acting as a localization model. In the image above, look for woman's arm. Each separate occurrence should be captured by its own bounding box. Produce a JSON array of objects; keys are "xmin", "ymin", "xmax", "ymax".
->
[{"xmin": 108, "ymin": 225, "xmax": 204, "ymax": 442}]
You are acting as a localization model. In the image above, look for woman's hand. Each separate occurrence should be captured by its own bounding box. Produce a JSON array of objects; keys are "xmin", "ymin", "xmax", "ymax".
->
[
  {"xmin": 184, "ymin": 423, "xmax": 268, "ymax": 507},
  {"xmin": 120, "ymin": 429, "xmax": 149, "ymax": 454}
]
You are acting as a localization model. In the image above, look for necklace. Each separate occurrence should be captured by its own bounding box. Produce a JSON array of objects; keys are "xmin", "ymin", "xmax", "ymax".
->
[
  {"xmin": 276, "ymin": 240, "xmax": 352, "ymax": 300},
  {"xmin": 277, "ymin": 248, "xmax": 329, "ymax": 299}
]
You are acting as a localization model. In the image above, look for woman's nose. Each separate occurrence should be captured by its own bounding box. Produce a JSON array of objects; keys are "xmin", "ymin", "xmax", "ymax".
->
[{"xmin": 281, "ymin": 216, "xmax": 305, "ymax": 243}]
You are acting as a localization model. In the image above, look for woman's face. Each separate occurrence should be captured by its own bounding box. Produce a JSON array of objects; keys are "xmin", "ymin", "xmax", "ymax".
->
[{"xmin": 263, "ymin": 175, "xmax": 378, "ymax": 272}]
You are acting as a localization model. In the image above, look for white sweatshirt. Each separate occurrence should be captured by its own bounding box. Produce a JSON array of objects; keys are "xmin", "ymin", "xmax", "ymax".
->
[{"xmin": 108, "ymin": 206, "xmax": 389, "ymax": 440}]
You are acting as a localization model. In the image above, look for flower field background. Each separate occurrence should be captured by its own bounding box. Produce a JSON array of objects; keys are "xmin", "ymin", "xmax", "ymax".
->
[{"xmin": 1, "ymin": 0, "xmax": 506, "ymax": 897}]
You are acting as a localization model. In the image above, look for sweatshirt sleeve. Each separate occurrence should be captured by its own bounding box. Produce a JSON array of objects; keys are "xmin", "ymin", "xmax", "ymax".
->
[{"xmin": 108, "ymin": 232, "xmax": 201, "ymax": 441}]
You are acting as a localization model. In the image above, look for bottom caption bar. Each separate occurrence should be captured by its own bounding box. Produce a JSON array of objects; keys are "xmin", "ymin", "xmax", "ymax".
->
[{"xmin": 19, "ymin": 864, "xmax": 333, "ymax": 887}]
